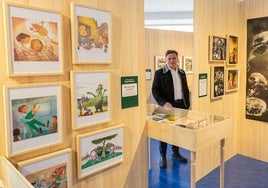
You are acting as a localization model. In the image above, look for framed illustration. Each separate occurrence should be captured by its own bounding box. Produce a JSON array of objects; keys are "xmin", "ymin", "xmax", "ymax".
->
[
  {"xmin": 210, "ymin": 66, "xmax": 224, "ymax": 99},
  {"xmin": 70, "ymin": 71, "xmax": 110, "ymax": 129},
  {"xmin": 209, "ymin": 35, "xmax": 227, "ymax": 62},
  {"xmin": 154, "ymin": 55, "xmax": 182, "ymax": 70},
  {"xmin": 227, "ymin": 35, "xmax": 238, "ymax": 65},
  {"xmin": 17, "ymin": 148, "xmax": 72, "ymax": 187},
  {"xmin": 183, "ymin": 56, "xmax": 193, "ymax": 74},
  {"xmin": 226, "ymin": 68, "xmax": 239, "ymax": 92},
  {"xmin": 76, "ymin": 124, "xmax": 124, "ymax": 179},
  {"xmin": 70, "ymin": 3, "xmax": 111, "ymax": 64},
  {"xmin": 3, "ymin": 83, "xmax": 63, "ymax": 156},
  {"xmin": 154, "ymin": 55, "xmax": 165, "ymax": 70},
  {"xmin": 2, "ymin": 2, "xmax": 63, "ymax": 76}
]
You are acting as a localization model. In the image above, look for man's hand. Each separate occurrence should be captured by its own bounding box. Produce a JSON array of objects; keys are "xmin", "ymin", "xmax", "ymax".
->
[{"xmin": 163, "ymin": 102, "xmax": 173, "ymax": 109}]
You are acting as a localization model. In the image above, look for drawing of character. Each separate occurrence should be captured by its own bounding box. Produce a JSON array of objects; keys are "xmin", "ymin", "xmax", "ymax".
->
[{"xmin": 16, "ymin": 33, "xmax": 31, "ymax": 53}]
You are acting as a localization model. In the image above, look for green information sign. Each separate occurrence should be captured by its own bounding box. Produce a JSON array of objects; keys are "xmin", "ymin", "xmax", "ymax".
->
[
  {"xmin": 121, "ymin": 76, "xmax": 138, "ymax": 109},
  {"xmin": 199, "ymin": 73, "xmax": 207, "ymax": 97}
]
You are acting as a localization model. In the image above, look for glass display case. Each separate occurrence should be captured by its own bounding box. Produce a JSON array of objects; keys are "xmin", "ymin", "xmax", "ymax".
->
[{"xmin": 147, "ymin": 104, "xmax": 233, "ymax": 188}]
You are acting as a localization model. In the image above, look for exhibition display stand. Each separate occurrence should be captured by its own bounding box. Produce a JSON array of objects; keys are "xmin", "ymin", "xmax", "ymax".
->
[{"xmin": 147, "ymin": 104, "xmax": 233, "ymax": 188}]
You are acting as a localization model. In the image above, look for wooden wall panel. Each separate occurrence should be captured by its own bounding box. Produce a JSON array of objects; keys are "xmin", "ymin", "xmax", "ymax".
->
[
  {"xmin": 145, "ymin": 29, "xmax": 193, "ymax": 104},
  {"xmin": 0, "ymin": 0, "xmax": 147, "ymax": 187},
  {"xmin": 192, "ymin": 0, "xmax": 241, "ymax": 180}
]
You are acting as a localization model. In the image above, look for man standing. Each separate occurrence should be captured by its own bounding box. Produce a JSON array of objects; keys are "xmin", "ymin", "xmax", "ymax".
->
[{"xmin": 152, "ymin": 50, "xmax": 190, "ymax": 168}]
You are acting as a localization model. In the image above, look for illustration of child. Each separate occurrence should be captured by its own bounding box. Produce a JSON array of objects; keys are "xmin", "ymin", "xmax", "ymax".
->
[
  {"xmin": 13, "ymin": 128, "xmax": 21, "ymax": 142},
  {"xmin": 16, "ymin": 33, "xmax": 31, "ymax": 53},
  {"xmin": 18, "ymin": 104, "xmax": 49, "ymax": 138}
]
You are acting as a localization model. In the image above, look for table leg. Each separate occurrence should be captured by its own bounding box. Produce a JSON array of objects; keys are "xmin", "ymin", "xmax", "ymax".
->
[
  {"xmin": 148, "ymin": 138, "xmax": 151, "ymax": 169},
  {"xmin": 190, "ymin": 151, "xmax": 196, "ymax": 188},
  {"xmin": 220, "ymin": 139, "xmax": 225, "ymax": 188}
]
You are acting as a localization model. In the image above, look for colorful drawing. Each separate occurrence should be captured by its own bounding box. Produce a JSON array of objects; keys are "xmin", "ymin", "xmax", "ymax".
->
[
  {"xmin": 183, "ymin": 56, "xmax": 193, "ymax": 74},
  {"xmin": 25, "ymin": 163, "xmax": 67, "ymax": 188},
  {"xmin": 77, "ymin": 16, "xmax": 108, "ymax": 52},
  {"xmin": 18, "ymin": 149, "xmax": 71, "ymax": 188},
  {"xmin": 12, "ymin": 96, "xmax": 57, "ymax": 141},
  {"xmin": 76, "ymin": 125, "xmax": 123, "ymax": 178},
  {"xmin": 12, "ymin": 17, "xmax": 59, "ymax": 62},
  {"xmin": 2, "ymin": 3, "xmax": 63, "ymax": 75},
  {"xmin": 226, "ymin": 68, "xmax": 239, "ymax": 92},
  {"xmin": 71, "ymin": 71, "xmax": 110, "ymax": 129},
  {"xmin": 71, "ymin": 4, "xmax": 111, "ymax": 63},
  {"xmin": 3, "ymin": 84, "xmax": 62, "ymax": 156},
  {"xmin": 81, "ymin": 133, "xmax": 122, "ymax": 169}
]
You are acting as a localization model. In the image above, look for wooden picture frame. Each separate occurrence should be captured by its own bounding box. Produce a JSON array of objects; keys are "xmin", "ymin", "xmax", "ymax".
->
[
  {"xmin": 154, "ymin": 55, "xmax": 182, "ymax": 70},
  {"xmin": 70, "ymin": 3, "xmax": 111, "ymax": 64},
  {"xmin": 154, "ymin": 55, "xmax": 165, "ymax": 70},
  {"xmin": 3, "ymin": 83, "xmax": 63, "ymax": 156},
  {"xmin": 2, "ymin": 2, "xmax": 63, "ymax": 76},
  {"xmin": 209, "ymin": 35, "xmax": 227, "ymax": 62},
  {"xmin": 210, "ymin": 66, "xmax": 225, "ymax": 99},
  {"xmin": 76, "ymin": 124, "xmax": 124, "ymax": 179},
  {"xmin": 227, "ymin": 35, "xmax": 238, "ymax": 65},
  {"xmin": 70, "ymin": 71, "xmax": 110, "ymax": 129},
  {"xmin": 226, "ymin": 68, "xmax": 239, "ymax": 92},
  {"xmin": 17, "ymin": 148, "xmax": 72, "ymax": 187},
  {"xmin": 183, "ymin": 56, "xmax": 193, "ymax": 74}
]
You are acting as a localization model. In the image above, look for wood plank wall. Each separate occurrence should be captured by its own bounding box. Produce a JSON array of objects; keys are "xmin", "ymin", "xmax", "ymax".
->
[
  {"xmin": 0, "ymin": 0, "xmax": 148, "ymax": 187},
  {"xmin": 145, "ymin": 29, "xmax": 193, "ymax": 104}
]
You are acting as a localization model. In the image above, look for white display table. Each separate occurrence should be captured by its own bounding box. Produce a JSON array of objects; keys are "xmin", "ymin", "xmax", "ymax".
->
[{"xmin": 147, "ymin": 104, "xmax": 233, "ymax": 188}]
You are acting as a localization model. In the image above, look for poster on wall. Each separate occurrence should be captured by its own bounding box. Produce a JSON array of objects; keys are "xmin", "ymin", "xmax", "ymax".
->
[{"xmin": 246, "ymin": 16, "xmax": 268, "ymax": 122}]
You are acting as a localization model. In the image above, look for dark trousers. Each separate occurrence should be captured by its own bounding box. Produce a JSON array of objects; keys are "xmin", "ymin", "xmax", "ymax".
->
[{"xmin": 160, "ymin": 99, "xmax": 187, "ymax": 157}]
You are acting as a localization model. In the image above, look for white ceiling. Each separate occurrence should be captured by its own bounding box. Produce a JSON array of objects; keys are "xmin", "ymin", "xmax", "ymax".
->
[{"xmin": 144, "ymin": 0, "xmax": 193, "ymax": 32}]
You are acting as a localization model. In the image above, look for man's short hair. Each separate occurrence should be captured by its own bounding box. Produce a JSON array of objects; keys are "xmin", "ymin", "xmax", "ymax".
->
[{"xmin": 165, "ymin": 50, "xmax": 178, "ymax": 57}]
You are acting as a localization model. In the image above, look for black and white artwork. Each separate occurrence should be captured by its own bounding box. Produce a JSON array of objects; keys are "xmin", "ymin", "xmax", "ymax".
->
[{"xmin": 246, "ymin": 16, "xmax": 268, "ymax": 122}]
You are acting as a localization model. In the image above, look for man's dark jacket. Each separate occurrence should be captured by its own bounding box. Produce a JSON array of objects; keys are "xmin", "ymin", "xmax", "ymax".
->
[{"xmin": 152, "ymin": 65, "xmax": 190, "ymax": 109}]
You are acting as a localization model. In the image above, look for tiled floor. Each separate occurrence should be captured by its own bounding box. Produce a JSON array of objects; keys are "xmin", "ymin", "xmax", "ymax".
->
[{"xmin": 148, "ymin": 139, "xmax": 268, "ymax": 188}]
